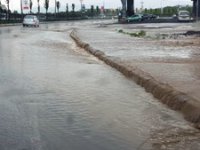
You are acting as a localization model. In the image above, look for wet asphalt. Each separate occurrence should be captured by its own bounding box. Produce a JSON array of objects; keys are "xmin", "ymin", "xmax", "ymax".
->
[
  {"xmin": 0, "ymin": 21, "xmax": 200, "ymax": 150},
  {"xmin": 78, "ymin": 22, "xmax": 200, "ymax": 102}
]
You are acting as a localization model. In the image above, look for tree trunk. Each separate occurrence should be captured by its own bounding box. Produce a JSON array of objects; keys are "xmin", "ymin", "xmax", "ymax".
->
[
  {"xmin": 46, "ymin": 9, "xmax": 48, "ymax": 20},
  {"xmin": 7, "ymin": 4, "xmax": 9, "ymax": 20}
]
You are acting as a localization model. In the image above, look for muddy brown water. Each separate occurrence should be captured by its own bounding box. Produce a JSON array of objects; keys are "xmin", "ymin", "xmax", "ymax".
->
[{"xmin": 0, "ymin": 22, "xmax": 200, "ymax": 150}]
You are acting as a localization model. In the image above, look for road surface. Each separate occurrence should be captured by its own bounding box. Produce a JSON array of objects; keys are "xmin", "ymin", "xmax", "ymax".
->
[{"xmin": 0, "ymin": 21, "xmax": 200, "ymax": 150}]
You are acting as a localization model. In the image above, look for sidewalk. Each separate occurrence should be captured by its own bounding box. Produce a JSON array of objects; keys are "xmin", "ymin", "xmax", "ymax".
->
[
  {"xmin": 71, "ymin": 22, "xmax": 200, "ymax": 127},
  {"xmin": 0, "ymin": 23, "xmax": 21, "ymax": 27}
]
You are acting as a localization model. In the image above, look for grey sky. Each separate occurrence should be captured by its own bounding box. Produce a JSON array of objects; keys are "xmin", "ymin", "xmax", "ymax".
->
[{"xmin": 2, "ymin": 0, "xmax": 192, "ymax": 13}]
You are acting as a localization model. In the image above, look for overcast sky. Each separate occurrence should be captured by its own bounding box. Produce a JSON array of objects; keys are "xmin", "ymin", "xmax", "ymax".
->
[{"xmin": 1, "ymin": 0, "xmax": 192, "ymax": 13}]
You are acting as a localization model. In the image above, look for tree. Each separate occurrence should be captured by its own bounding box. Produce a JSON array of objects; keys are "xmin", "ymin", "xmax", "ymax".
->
[
  {"xmin": 55, "ymin": 0, "xmax": 57, "ymax": 16},
  {"xmin": 66, "ymin": 3, "xmax": 68, "ymax": 13},
  {"xmin": 0, "ymin": 1, "xmax": 2, "ymax": 13},
  {"xmin": 30, "ymin": 0, "xmax": 33, "ymax": 14},
  {"xmin": 96, "ymin": 6, "xmax": 100, "ymax": 15},
  {"xmin": 13, "ymin": 10, "xmax": 18, "ymax": 14},
  {"xmin": 144, "ymin": 8, "xmax": 148, "ymax": 13},
  {"xmin": 56, "ymin": 1, "xmax": 60, "ymax": 13},
  {"xmin": 44, "ymin": 0, "xmax": 49, "ymax": 18},
  {"xmin": 154, "ymin": 8, "xmax": 161, "ymax": 15},
  {"xmin": 72, "ymin": 3, "xmax": 75, "ymax": 12},
  {"xmin": 91, "ymin": 5, "xmax": 94, "ymax": 16},
  {"xmin": 37, "ymin": 0, "xmax": 40, "ymax": 14},
  {"xmin": 5, "ymin": 0, "xmax": 9, "ymax": 20}
]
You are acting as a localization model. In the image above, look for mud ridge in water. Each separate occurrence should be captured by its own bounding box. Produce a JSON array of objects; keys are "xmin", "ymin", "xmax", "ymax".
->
[
  {"xmin": 183, "ymin": 30, "xmax": 200, "ymax": 36},
  {"xmin": 70, "ymin": 30, "xmax": 200, "ymax": 128}
]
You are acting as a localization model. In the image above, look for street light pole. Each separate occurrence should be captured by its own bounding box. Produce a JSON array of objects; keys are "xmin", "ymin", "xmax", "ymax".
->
[
  {"xmin": 21, "ymin": 0, "xmax": 23, "ymax": 21},
  {"xmin": 80, "ymin": 0, "xmax": 83, "ymax": 11},
  {"xmin": 161, "ymin": 0, "xmax": 164, "ymax": 15},
  {"xmin": 196, "ymin": 0, "xmax": 199, "ymax": 21},
  {"xmin": 160, "ymin": 0, "xmax": 166, "ymax": 16},
  {"xmin": 21, "ymin": 0, "xmax": 22, "ymax": 14},
  {"xmin": 55, "ymin": 0, "xmax": 56, "ymax": 15}
]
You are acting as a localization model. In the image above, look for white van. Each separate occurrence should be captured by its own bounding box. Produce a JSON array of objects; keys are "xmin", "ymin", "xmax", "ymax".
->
[{"xmin": 177, "ymin": 10, "xmax": 191, "ymax": 22}]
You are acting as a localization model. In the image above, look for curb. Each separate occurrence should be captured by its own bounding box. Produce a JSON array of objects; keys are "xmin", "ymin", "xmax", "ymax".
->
[
  {"xmin": 0, "ymin": 22, "xmax": 49, "ymax": 27},
  {"xmin": 70, "ymin": 30, "xmax": 200, "ymax": 128},
  {"xmin": 0, "ymin": 23, "xmax": 21, "ymax": 27}
]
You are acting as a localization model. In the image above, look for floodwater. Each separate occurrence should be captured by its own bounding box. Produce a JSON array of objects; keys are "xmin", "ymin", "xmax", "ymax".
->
[
  {"xmin": 0, "ymin": 21, "xmax": 200, "ymax": 150},
  {"xmin": 78, "ymin": 22, "xmax": 200, "ymax": 101}
]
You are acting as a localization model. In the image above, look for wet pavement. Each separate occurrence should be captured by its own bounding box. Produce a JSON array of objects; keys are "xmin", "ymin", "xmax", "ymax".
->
[
  {"xmin": 0, "ymin": 21, "xmax": 200, "ymax": 150},
  {"xmin": 77, "ymin": 22, "xmax": 200, "ymax": 101}
]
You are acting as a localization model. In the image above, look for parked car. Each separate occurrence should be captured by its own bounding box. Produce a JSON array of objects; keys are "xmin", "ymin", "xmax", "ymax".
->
[
  {"xmin": 38, "ymin": 15, "xmax": 46, "ymax": 21},
  {"xmin": 177, "ymin": 10, "xmax": 191, "ymax": 22},
  {"xmin": 172, "ymin": 14, "xmax": 177, "ymax": 19},
  {"xmin": 142, "ymin": 14, "xmax": 151, "ymax": 20},
  {"xmin": 0, "ymin": 13, "xmax": 7, "ymax": 20},
  {"xmin": 23, "ymin": 15, "xmax": 39, "ymax": 27},
  {"xmin": 149, "ymin": 14, "xmax": 157, "ymax": 20},
  {"xmin": 142, "ymin": 14, "xmax": 156, "ymax": 20},
  {"xmin": 100, "ymin": 14, "xmax": 106, "ymax": 19},
  {"xmin": 127, "ymin": 14, "xmax": 143, "ymax": 22}
]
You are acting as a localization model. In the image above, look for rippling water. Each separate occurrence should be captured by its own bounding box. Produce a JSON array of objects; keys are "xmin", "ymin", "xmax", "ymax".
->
[{"xmin": 0, "ymin": 24, "xmax": 198, "ymax": 150}]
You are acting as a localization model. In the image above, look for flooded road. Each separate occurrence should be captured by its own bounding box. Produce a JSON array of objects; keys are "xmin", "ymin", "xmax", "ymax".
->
[
  {"xmin": 78, "ymin": 22, "xmax": 200, "ymax": 102},
  {"xmin": 0, "ymin": 22, "xmax": 200, "ymax": 150}
]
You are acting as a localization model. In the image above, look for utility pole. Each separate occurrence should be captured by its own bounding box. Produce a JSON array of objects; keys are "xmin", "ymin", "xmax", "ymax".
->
[
  {"xmin": 160, "ymin": 0, "xmax": 166, "ymax": 15},
  {"xmin": 161, "ymin": 0, "xmax": 163, "ymax": 15},
  {"xmin": 37, "ymin": 0, "xmax": 40, "ymax": 15},
  {"xmin": 141, "ymin": 1, "xmax": 144, "ymax": 12},
  {"xmin": 21, "ymin": 0, "xmax": 23, "ymax": 15},
  {"xmin": 55, "ymin": 0, "xmax": 56, "ymax": 16},
  {"xmin": 80, "ymin": 0, "xmax": 83, "ymax": 11},
  {"xmin": 197, "ymin": 0, "xmax": 199, "ymax": 21}
]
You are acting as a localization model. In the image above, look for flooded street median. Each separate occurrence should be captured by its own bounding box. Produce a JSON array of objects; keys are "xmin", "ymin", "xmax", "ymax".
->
[{"xmin": 0, "ymin": 21, "xmax": 200, "ymax": 150}]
